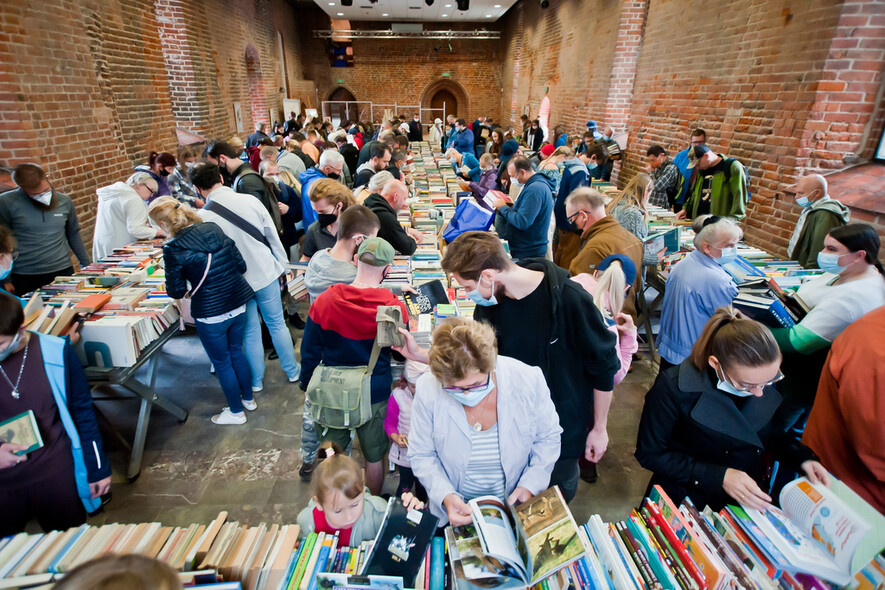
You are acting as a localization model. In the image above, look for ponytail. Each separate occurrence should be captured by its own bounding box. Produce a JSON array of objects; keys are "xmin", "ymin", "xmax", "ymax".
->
[
  {"xmin": 593, "ymin": 261, "xmax": 627, "ymax": 319},
  {"xmin": 690, "ymin": 307, "xmax": 781, "ymax": 372},
  {"xmin": 148, "ymin": 151, "xmax": 159, "ymax": 167}
]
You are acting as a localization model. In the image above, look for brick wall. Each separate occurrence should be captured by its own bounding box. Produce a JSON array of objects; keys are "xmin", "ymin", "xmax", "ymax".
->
[
  {"xmin": 0, "ymin": 0, "xmax": 304, "ymax": 245},
  {"xmin": 294, "ymin": 5, "xmax": 505, "ymax": 123},
  {"xmin": 501, "ymin": 0, "xmax": 885, "ymax": 257}
]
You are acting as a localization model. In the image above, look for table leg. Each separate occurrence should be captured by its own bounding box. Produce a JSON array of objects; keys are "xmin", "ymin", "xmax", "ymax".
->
[
  {"xmin": 128, "ymin": 397, "xmax": 151, "ymax": 482},
  {"xmin": 122, "ymin": 377, "xmax": 189, "ymax": 422}
]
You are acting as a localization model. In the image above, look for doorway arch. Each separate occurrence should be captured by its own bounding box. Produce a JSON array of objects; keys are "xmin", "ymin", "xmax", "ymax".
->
[
  {"xmin": 245, "ymin": 45, "xmax": 267, "ymax": 128},
  {"xmin": 421, "ymin": 79, "xmax": 469, "ymax": 122},
  {"xmin": 327, "ymin": 86, "xmax": 357, "ymax": 125}
]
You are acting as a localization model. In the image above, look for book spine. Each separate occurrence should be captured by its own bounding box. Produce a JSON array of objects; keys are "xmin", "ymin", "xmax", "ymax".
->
[
  {"xmin": 429, "ymin": 536, "xmax": 445, "ymax": 590},
  {"xmin": 644, "ymin": 501, "xmax": 707, "ymax": 590},
  {"xmin": 616, "ymin": 522, "xmax": 658, "ymax": 589},
  {"xmin": 305, "ymin": 538, "xmax": 333, "ymax": 590},
  {"xmin": 635, "ymin": 511, "xmax": 693, "ymax": 590}
]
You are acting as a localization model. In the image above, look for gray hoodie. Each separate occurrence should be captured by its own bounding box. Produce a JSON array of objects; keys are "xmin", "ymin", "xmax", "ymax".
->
[{"xmin": 305, "ymin": 249, "xmax": 357, "ymax": 302}]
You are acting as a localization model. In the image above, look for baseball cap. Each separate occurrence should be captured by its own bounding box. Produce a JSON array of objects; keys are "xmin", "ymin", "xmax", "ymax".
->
[
  {"xmin": 586, "ymin": 120, "xmax": 598, "ymax": 129},
  {"xmin": 597, "ymin": 254, "xmax": 637, "ymax": 288},
  {"xmin": 686, "ymin": 145, "xmax": 711, "ymax": 169},
  {"xmin": 357, "ymin": 237, "xmax": 395, "ymax": 267}
]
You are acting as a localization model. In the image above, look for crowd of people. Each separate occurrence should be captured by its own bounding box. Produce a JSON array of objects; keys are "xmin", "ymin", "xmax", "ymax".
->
[{"xmin": 0, "ymin": 106, "xmax": 882, "ymax": 542}]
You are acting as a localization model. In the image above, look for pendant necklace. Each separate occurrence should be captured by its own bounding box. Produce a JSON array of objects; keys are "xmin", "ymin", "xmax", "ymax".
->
[{"xmin": 0, "ymin": 343, "xmax": 28, "ymax": 400}]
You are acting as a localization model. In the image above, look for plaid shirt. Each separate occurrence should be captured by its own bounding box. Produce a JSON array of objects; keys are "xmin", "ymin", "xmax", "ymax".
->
[{"xmin": 650, "ymin": 159, "xmax": 679, "ymax": 208}]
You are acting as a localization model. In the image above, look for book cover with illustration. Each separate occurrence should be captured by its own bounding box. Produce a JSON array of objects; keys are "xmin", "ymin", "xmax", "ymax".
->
[
  {"xmin": 447, "ymin": 487, "xmax": 585, "ymax": 588},
  {"xmin": 402, "ymin": 280, "xmax": 450, "ymax": 316},
  {"xmin": 361, "ymin": 498, "xmax": 439, "ymax": 586},
  {"xmin": 0, "ymin": 410, "xmax": 44, "ymax": 455}
]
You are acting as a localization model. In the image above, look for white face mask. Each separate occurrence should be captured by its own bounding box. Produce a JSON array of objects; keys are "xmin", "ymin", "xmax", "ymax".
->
[{"xmin": 30, "ymin": 190, "xmax": 52, "ymax": 206}]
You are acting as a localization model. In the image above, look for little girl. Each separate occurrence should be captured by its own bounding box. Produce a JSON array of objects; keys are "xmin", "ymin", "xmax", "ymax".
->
[
  {"xmin": 384, "ymin": 360, "xmax": 429, "ymax": 502},
  {"xmin": 296, "ymin": 442, "xmax": 424, "ymax": 546}
]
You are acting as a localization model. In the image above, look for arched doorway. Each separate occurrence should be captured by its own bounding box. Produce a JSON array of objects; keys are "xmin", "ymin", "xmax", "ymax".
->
[
  {"xmin": 327, "ymin": 87, "xmax": 357, "ymax": 126},
  {"xmin": 430, "ymin": 89, "xmax": 458, "ymax": 120},
  {"xmin": 245, "ymin": 45, "xmax": 267, "ymax": 129},
  {"xmin": 420, "ymin": 79, "xmax": 469, "ymax": 124}
]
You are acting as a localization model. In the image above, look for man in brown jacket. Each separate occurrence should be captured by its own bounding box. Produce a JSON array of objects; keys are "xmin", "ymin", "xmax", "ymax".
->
[{"xmin": 565, "ymin": 187, "xmax": 644, "ymax": 318}]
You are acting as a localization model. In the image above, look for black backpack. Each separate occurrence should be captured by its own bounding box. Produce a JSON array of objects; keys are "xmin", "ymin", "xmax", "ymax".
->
[{"xmin": 233, "ymin": 168, "xmax": 283, "ymax": 234}]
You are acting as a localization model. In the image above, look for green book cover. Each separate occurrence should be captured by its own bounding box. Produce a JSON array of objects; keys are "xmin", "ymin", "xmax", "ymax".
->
[{"xmin": 0, "ymin": 410, "xmax": 44, "ymax": 455}]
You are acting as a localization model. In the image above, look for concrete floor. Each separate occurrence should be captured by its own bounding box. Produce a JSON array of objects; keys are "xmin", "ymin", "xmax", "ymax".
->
[{"xmin": 74, "ymin": 325, "xmax": 656, "ymax": 530}]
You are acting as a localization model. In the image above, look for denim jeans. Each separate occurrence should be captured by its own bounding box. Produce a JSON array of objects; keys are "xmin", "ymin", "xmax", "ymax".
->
[
  {"xmin": 244, "ymin": 281, "xmax": 301, "ymax": 389},
  {"xmin": 194, "ymin": 313, "xmax": 252, "ymax": 414},
  {"xmin": 550, "ymin": 456, "xmax": 580, "ymax": 503}
]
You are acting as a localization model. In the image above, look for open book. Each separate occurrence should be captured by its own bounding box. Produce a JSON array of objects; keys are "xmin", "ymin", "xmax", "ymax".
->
[
  {"xmin": 736, "ymin": 478, "xmax": 878, "ymax": 585},
  {"xmin": 447, "ymin": 487, "xmax": 585, "ymax": 588}
]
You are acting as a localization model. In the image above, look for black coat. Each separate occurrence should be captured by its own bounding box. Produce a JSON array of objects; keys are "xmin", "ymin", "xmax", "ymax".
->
[
  {"xmin": 408, "ymin": 120, "xmax": 423, "ymax": 142},
  {"xmin": 163, "ymin": 222, "xmax": 254, "ymax": 318},
  {"xmin": 635, "ymin": 362, "xmax": 816, "ymax": 511},
  {"xmin": 340, "ymin": 144, "xmax": 360, "ymax": 177},
  {"xmin": 363, "ymin": 193, "xmax": 417, "ymax": 256}
]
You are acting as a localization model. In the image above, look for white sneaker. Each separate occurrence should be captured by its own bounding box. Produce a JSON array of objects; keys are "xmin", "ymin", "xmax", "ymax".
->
[
  {"xmin": 242, "ymin": 399, "xmax": 258, "ymax": 411},
  {"xmin": 211, "ymin": 408, "xmax": 246, "ymax": 425},
  {"xmin": 252, "ymin": 385, "xmax": 263, "ymax": 393},
  {"xmin": 288, "ymin": 367, "xmax": 301, "ymax": 383}
]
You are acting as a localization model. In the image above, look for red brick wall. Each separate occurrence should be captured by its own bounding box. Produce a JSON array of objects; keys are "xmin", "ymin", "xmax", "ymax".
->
[
  {"xmin": 0, "ymin": 0, "xmax": 304, "ymax": 245},
  {"xmin": 294, "ymin": 5, "xmax": 505, "ymax": 123}
]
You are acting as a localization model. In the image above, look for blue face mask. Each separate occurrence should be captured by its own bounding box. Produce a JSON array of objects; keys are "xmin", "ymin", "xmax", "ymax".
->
[
  {"xmin": 465, "ymin": 276, "xmax": 498, "ymax": 307},
  {"xmin": 713, "ymin": 246, "xmax": 738, "ymax": 266},
  {"xmin": 0, "ymin": 258, "xmax": 12, "ymax": 281},
  {"xmin": 0, "ymin": 331, "xmax": 24, "ymax": 363},
  {"xmin": 817, "ymin": 251, "xmax": 847, "ymax": 275},
  {"xmin": 715, "ymin": 370, "xmax": 754, "ymax": 398},
  {"xmin": 443, "ymin": 375, "xmax": 495, "ymax": 407},
  {"xmin": 795, "ymin": 196, "xmax": 811, "ymax": 207},
  {"xmin": 586, "ymin": 162, "xmax": 598, "ymax": 171}
]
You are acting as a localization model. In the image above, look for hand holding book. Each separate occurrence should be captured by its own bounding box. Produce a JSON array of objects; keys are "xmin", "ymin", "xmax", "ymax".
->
[
  {"xmin": 443, "ymin": 494, "xmax": 473, "ymax": 527},
  {"xmin": 723, "ymin": 468, "xmax": 772, "ymax": 510},
  {"xmin": 0, "ymin": 442, "xmax": 29, "ymax": 468}
]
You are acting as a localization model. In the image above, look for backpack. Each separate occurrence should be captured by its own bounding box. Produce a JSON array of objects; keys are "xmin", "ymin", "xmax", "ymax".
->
[
  {"xmin": 722, "ymin": 157, "xmax": 752, "ymax": 202},
  {"xmin": 233, "ymin": 168, "xmax": 283, "ymax": 234}
]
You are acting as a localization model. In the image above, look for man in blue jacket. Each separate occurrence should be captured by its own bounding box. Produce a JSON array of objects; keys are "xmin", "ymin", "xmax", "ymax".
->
[
  {"xmin": 672, "ymin": 128, "xmax": 707, "ymax": 212},
  {"xmin": 298, "ymin": 150, "xmax": 346, "ymax": 228},
  {"xmin": 489, "ymin": 155, "xmax": 554, "ymax": 259},
  {"xmin": 451, "ymin": 118, "xmax": 475, "ymax": 156}
]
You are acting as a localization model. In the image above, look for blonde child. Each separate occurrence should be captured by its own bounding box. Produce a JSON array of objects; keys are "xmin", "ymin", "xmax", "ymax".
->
[
  {"xmin": 296, "ymin": 442, "xmax": 424, "ymax": 546},
  {"xmin": 384, "ymin": 360, "xmax": 429, "ymax": 501}
]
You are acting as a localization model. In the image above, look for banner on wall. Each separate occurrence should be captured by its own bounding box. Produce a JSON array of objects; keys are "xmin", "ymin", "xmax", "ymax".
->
[{"xmin": 283, "ymin": 99, "xmax": 302, "ymax": 118}]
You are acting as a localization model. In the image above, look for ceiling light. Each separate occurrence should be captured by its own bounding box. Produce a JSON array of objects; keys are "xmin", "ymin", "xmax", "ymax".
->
[
  {"xmin": 341, "ymin": 0, "xmax": 352, "ymax": 5},
  {"xmin": 328, "ymin": 2, "xmax": 335, "ymax": 5},
  {"xmin": 445, "ymin": 3, "xmax": 452, "ymax": 6},
  {"xmin": 485, "ymin": 14, "xmax": 492, "ymax": 17},
  {"xmin": 494, "ymin": 3, "xmax": 501, "ymax": 6},
  {"xmin": 425, "ymin": 0, "xmax": 435, "ymax": 5},
  {"xmin": 337, "ymin": 12, "xmax": 344, "ymax": 16},
  {"xmin": 382, "ymin": 12, "xmax": 388, "ymax": 16},
  {"xmin": 456, "ymin": 0, "xmax": 469, "ymax": 10},
  {"xmin": 441, "ymin": 13, "xmax": 447, "ymax": 16}
]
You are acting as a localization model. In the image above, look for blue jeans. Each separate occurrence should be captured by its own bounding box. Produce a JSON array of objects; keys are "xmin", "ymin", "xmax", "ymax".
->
[
  {"xmin": 244, "ymin": 281, "xmax": 301, "ymax": 388},
  {"xmin": 194, "ymin": 313, "xmax": 252, "ymax": 414},
  {"xmin": 550, "ymin": 456, "xmax": 580, "ymax": 503}
]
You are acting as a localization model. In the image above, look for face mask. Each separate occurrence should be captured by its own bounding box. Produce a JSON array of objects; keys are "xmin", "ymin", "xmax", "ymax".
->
[
  {"xmin": 603, "ymin": 135, "xmax": 612, "ymax": 141},
  {"xmin": 444, "ymin": 377, "xmax": 495, "ymax": 407},
  {"xmin": 586, "ymin": 162, "xmax": 598, "ymax": 171},
  {"xmin": 795, "ymin": 196, "xmax": 811, "ymax": 207},
  {"xmin": 0, "ymin": 258, "xmax": 12, "ymax": 280},
  {"xmin": 326, "ymin": 172, "xmax": 341, "ymax": 180},
  {"xmin": 185, "ymin": 161, "xmax": 196, "ymax": 169},
  {"xmin": 510, "ymin": 175, "xmax": 523, "ymax": 188},
  {"xmin": 31, "ymin": 190, "xmax": 52, "ymax": 206},
  {"xmin": 715, "ymin": 368, "xmax": 754, "ymax": 398},
  {"xmin": 0, "ymin": 331, "xmax": 24, "ymax": 363},
  {"xmin": 465, "ymin": 276, "xmax": 497, "ymax": 307},
  {"xmin": 159, "ymin": 168, "xmax": 171, "ymax": 177},
  {"xmin": 713, "ymin": 246, "xmax": 738, "ymax": 266},
  {"xmin": 318, "ymin": 212, "xmax": 338, "ymax": 228},
  {"xmin": 817, "ymin": 251, "xmax": 848, "ymax": 274}
]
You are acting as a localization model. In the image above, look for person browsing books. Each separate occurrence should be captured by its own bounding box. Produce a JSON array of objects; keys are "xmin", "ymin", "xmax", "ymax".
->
[
  {"xmin": 385, "ymin": 359, "xmax": 430, "ymax": 502},
  {"xmin": 635, "ymin": 307, "xmax": 829, "ymax": 512},
  {"xmin": 296, "ymin": 443, "xmax": 424, "ymax": 546},
  {"xmin": 401, "ymin": 318, "xmax": 562, "ymax": 526},
  {"xmin": 769, "ymin": 223, "xmax": 885, "ymax": 437},
  {"xmin": 53, "ymin": 554, "xmax": 182, "ymax": 590},
  {"xmin": 0, "ymin": 291, "xmax": 111, "ymax": 535}
]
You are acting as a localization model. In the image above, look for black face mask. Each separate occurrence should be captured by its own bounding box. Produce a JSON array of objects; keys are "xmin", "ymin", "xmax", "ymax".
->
[
  {"xmin": 220, "ymin": 167, "xmax": 232, "ymax": 187},
  {"xmin": 159, "ymin": 168, "xmax": 171, "ymax": 177},
  {"xmin": 326, "ymin": 172, "xmax": 341, "ymax": 181},
  {"xmin": 318, "ymin": 213, "xmax": 338, "ymax": 228}
]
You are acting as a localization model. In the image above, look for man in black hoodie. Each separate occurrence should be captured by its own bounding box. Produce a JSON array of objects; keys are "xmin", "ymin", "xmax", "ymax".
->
[{"xmin": 395, "ymin": 231, "xmax": 620, "ymax": 502}]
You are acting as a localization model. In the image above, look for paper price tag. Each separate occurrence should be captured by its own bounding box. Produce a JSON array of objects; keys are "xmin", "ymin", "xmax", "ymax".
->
[{"xmin": 407, "ymin": 508, "xmax": 423, "ymax": 525}]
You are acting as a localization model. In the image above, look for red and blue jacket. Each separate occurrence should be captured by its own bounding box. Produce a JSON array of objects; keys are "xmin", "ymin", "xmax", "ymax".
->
[{"xmin": 299, "ymin": 283, "xmax": 409, "ymax": 405}]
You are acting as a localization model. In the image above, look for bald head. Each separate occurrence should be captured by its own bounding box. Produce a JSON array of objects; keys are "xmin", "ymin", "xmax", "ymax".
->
[
  {"xmin": 381, "ymin": 179, "xmax": 409, "ymax": 211},
  {"xmin": 796, "ymin": 174, "xmax": 827, "ymax": 204}
]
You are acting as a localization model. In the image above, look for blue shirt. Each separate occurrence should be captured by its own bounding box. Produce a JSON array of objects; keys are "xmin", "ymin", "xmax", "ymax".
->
[
  {"xmin": 672, "ymin": 147, "xmax": 692, "ymax": 205},
  {"xmin": 657, "ymin": 250, "xmax": 738, "ymax": 364}
]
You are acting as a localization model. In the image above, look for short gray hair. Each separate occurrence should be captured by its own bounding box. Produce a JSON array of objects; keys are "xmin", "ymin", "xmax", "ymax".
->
[
  {"xmin": 126, "ymin": 172, "xmax": 158, "ymax": 194},
  {"xmin": 319, "ymin": 149, "xmax": 345, "ymax": 168},
  {"xmin": 693, "ymin": 216, "xmax": 742, "ymax": 248},
  {"xmin": 565, "ymin": 187, "xmax": 606, "ymax": 211},
  {"xmin": 367, "ymin": 170, "xmax": 394, "ymax": 193}
]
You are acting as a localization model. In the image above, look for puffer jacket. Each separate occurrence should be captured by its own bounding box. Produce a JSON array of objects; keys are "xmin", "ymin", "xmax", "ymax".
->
[{"xmin": 162, "ymin": 222, "xmax": 254, "ymax": 318}]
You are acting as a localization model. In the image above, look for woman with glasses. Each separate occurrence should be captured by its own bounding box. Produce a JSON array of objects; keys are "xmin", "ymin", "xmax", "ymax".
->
[
  {"xmin": 635, "ymin": 307, "xmax": 829, "ymax": 511},
  {"xmin": 404, "ymin": 317, "xmax": 562, "ymax": 526}
]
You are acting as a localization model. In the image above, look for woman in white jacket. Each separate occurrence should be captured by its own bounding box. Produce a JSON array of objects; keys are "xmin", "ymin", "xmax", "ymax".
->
[
  {"xmin": 92, "ymin": 172, "xmax": 163, "ymax": 260},
  {"xmin": 403, "ymin": 318, "xmax": 562, "ymax": 525}
]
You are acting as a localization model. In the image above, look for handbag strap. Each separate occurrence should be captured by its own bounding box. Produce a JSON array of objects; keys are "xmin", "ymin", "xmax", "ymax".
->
[
  {"xmin": 204, "ymin": 199, "xmax": 273, "ymax": 250},
  {"xmin": 187, "ymin": 252, "xmax": 212, "ymax": 298}
]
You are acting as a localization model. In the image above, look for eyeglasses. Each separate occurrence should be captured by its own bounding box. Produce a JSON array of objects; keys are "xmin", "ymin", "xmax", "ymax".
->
[
  {"xmin": 442, "ymin": 374, "xmax": 491, "ymax": 395},
  {"xmin": 722, "ymin": 368, "xmax": 784, "ymax": 392},
  {"xmin": 566, "ymin": 211, "xmax": 583, "ymax": 223}
]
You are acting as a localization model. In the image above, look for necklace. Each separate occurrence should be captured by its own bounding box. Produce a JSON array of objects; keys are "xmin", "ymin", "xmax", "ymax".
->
[
  {"xmin": 467, "ymin": 383, "xmax": 496, "ymax": 431},
  {"xmin": 0, "ymin": 342, "xmax": 28, "ymax": 399}
]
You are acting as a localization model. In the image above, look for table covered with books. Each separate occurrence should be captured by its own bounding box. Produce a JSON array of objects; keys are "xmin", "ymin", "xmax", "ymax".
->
[{"xmin": 23, "ymin": 240, "xmax": 187, "ymax": 482}]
